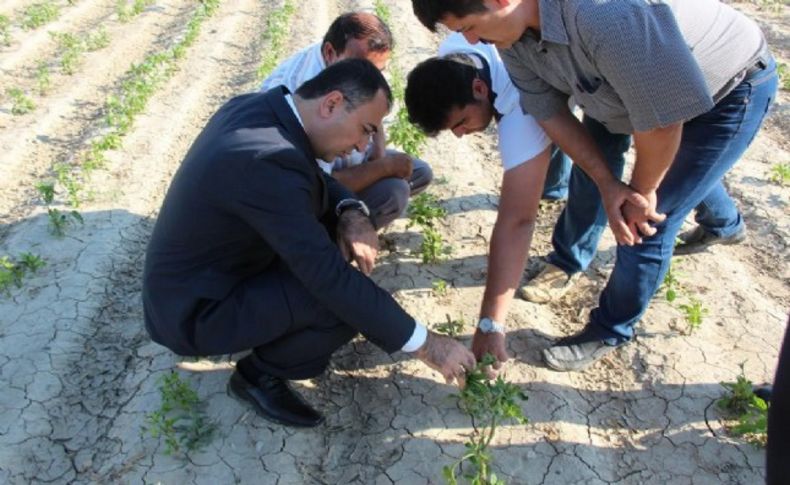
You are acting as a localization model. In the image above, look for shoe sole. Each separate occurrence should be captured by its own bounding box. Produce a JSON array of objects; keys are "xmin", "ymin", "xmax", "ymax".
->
[{"xmin": 227, "ymin": 378, "xmax": 324, "ymax": 428}]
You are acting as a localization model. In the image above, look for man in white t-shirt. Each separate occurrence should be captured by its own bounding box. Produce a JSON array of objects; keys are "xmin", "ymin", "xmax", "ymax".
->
[{"xmin": 261, "ymin": 12, "xmax": 433, "ymax": 229}]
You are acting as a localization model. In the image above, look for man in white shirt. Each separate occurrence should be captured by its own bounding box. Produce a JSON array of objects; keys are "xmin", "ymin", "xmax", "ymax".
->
[{"xmin": 261, "ymin": 12, "xmax": 433, "ymax": 229}]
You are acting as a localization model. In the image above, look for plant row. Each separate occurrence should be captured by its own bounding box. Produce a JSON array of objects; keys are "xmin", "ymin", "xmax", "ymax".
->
[{"xmin": 255, "ymin": 0, "xmax": 295, "ymax": 81}]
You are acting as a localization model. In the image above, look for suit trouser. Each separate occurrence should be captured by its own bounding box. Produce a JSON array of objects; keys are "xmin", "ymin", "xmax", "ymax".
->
[
  {"xmin": 356, "ymin": 157, "xmax": 433, "ymax": 229},
  {"xmin": 195, "ymin": 260, "xmax": 357, "ymax": 380},
  {"xmin": 767, "ymin": 320, "xmax": 790, "ymax": 485}
]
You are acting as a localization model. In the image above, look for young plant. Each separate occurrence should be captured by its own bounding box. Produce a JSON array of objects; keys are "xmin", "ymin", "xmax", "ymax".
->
[
  {"xmin": 679, "ymin": 297, "xmax": 708, "ymax": 334},
  {"xmin": 46, "ymin": 208, "xmax": 83, "ymax": 237},
  {"xmin": 769, "ymin": 162, "xmax": 790, "ymax": 186},
  {"xmin": 22, "ymin": 2, "xmax": 60, "ymax": 30},
  {"xmin": 435, "ymin": 314, "xmax": 465, "ymax": 337},
  {"xmin": 0, "ymin": 253, "xmax": 46, "ymax": 295},
  {"xmin": 662, "ymin": 262, "xmax": 682, "ymax": 303},
  {"xmin": 388, "ymin": 105, "xmax": 427, "ymax": 157},
  {"xmin": 407, "ymin": 193, "xmax": 447, "ymax": 229},
  {"xmin": 373, "ymin": 0, "xmax": 391, "ymax": 25},
  {"xmin": 117, "ymin": 0, "xmax": 154, "ymax": 22},
  {"xmin": 36, "ymin": 62, "xmax": 51, "ymax": 95},
  {"xmin": 718, "ymin": 364, "xmax": 769, "ymax": 447},
  {"xmin": 85, "ymin": 28, "xmax": 110, "ymax": 51},
  {"xmin": 0, "ymin": 14, "xmax": 11, "ymax": 46},
  {"xmin": 51, "ymin": 32, "xmax": 84, "ymax": 75},
  {"xmin": 144, "ymin": 371, "xmax": 216, "ymax": 455},
  {"xmin": 444, "ymin": 354, "xmax": 529, "ymax": 485},
  {"xmin": 8, "ymin": 88, "xmax": 35, "ymax": 115},
  {"xmin": 432, "ymin": 279, "xmax": 449, "ymax": 297},
  {"xmin": 421, "ymin": 226, "xmax": 451, "ymax": 264},
  {"xmin": 256, "ymin": 0, "xmax": 295, "ymax": 80}
]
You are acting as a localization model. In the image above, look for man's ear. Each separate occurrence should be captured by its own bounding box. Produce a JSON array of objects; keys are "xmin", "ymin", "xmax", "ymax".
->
[
  {"xmin": 321, "ymin": 41, "xmax": 338, "ymax": 65},
  {"xmin": 471, "ymin": 78, "xmax": 490, "ymax": 101},
  {"xmin": 319, "ymin": 90, "xmax": 344, "ymax": 118}
]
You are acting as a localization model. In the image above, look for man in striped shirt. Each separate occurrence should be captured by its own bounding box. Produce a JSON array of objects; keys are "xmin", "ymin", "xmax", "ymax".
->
[{"xmin": 261, "ymin": 12, "xmax": 433, "ymax": 229}]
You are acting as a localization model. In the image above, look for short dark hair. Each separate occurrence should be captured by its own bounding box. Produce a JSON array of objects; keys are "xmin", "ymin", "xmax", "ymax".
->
[
  {"xmin": 322, "ymin": 12, "xmax": 393, "ymax": 54},
  {"xmin": 411, "ymin": 0, "xmax": 486, "ymax": 32},
  {"xmin": 296, "ymin": 58, "xmax": 393, "ymax": 111},
  {"xmin": 405, "ymin": 54, "xmax": 480, "ymax": 135}
]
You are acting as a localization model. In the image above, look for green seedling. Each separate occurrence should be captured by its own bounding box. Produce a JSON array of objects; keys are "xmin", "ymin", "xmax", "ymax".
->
[
  {"xmin": 435, "ymin": 314, "xmax": 465, "ymax": 337},
  {"xmin": 36, "ymin": 180, "xmax": 56, "ymax": 204},
  {"xmin": 373, "ymin": 0, "xmax": 391, "ymax": 24},
  {"xmin": 769, "ymin": 162, "xmax": 790, "ymax": 186},
  {"xmin": 444, "ymin": 354, "xmax": 528, "ymax": 485},
  {"xmin": 51, "ymin": 32, "xmax": 84, "ymax": 75},
  {"xmin": 85, "ymin": 28, "xmax": 110, "ymax": 51},
  {"xmin": 22, "ymin": 2, "xmax": 60, "ymax": 30},
  {"xmin": 662, "ymin": 262, "xmax": 682, "ymax": 303},
  {"xmin": 718, "ymin": 363, "xmax": 769, "ymax": 447},
  {"xmin": 420, "ymin": 226, "xmax": 452, "ymax": 264},
  {"xmin": 433, "ymin": 279, "xmax": 449, "ymax": 297},
  {"xmin": 256, "ymin": 0, "xmax": 295, "ymax": 80},
  {"xmin": 678, "ymin": 297, "xmax": 708, "ymax": 333},
  {"xmin": 36, "ymin": 62, "xmax": 51, "ymax": 95},
  {"xmin": 144, "ymin": 371, "xmax": 216, "ymax": 456},
  {"xmin": 8, "ymin": 88, "xmax": 35, "ymax": 115},
  {"xmin": 117, "ymin": 0, "xmax": 154, "ymax": 22},
  {"xmin": 47, "ymin": 207, "xmax": 83, "ymax": 237},
  {"xmin": 407, "ymin": 193, "xmax": 447, "ymax": 229},
  {"xmin": 54, "ymin": 163, "xmax": 83, "ymax": 207},
  {"xmin": 0, "ymin": 253, "xmax": 46, "ymax": 296},
  {"xmin": 388, "ymin": 105, "xmax": 427, "ymax": 157},
  {"xmin": 0, "ymin": 14, "xmax": 11, "ymax": 46}
]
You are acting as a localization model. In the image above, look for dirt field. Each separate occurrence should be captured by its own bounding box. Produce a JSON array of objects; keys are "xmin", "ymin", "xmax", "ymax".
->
[{"xmin": 0, "ymin": 0, "xmax": 788, "ymax": 483}]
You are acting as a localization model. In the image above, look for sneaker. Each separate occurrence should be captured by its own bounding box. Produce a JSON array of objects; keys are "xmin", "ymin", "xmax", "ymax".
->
[
  {"xmin": 674, "ymin": 225, "xmax": 746, "ymax": 255},
  {"xmin": 542, "ymin": 329, "xmax": 620, "ymax": 372},
  {"xmin": 520, "ymin": 263, "xmax": 578, "ymax": 304}
]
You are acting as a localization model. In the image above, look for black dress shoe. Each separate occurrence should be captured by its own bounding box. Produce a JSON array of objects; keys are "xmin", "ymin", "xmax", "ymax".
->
[
  {"xmin": 228, "ymin": 370, "xmax": 324, "ymax": 427},
  {"xmin": 674, "ymin": 225, "xmax": 746, "ymax": 255}
]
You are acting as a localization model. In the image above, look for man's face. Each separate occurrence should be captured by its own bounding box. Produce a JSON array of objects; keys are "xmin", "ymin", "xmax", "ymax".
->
[
  {"xmin": 325, "ymin": 38, "xmax": 390, "ymax": 71},
  {"xmin": 443, "ymin": 78, "xmax": 495, "ymax": 138},
  {"xmin": 316, "ymin": 89, "xmax": 389, "ymax": 161},
  {"xmin": 440, "ymin": 0, "xmax": 525, "ymax": 49}
]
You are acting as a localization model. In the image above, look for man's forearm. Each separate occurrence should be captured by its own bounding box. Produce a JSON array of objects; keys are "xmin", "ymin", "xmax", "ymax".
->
[
  {"xmin": 333, "ymin": 159, "xmax": 391, "ymax": 192},
  {"xmin": 630, "ymin": 123, "xmax": 683, "ymax": 193}
]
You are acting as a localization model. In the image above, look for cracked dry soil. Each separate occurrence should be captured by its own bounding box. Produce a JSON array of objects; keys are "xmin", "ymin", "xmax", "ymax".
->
[{"xmin": 0, "ymin": 0, "xmax": 788, "ymax": 484}]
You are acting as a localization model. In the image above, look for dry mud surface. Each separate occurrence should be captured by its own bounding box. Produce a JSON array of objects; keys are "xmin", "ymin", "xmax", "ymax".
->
[{"xmin": 0, "ymin": 0, "xmax": 788, "ymax": 483}]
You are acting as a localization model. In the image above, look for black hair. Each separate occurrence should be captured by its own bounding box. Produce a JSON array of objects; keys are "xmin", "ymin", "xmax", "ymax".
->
[
  {"xmin": 411, "ymin": 0, "xmax": 487, "ymax": 32},
  {"xmin": 322, "ymin": 12, "xmax": 394, "ymax": 54},
  {"xmin": 405, "ymin": 54, "xmax": 481, "ymax": 135},
  {"xmin": 296, "ymin": 58, "xmax": 393, "ymax": 110}
]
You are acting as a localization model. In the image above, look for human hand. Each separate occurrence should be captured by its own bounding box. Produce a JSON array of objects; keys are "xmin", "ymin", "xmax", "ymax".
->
[
  {"xmin": 599, "ymin": 178, "xmax": 651, "ymax": 246},
  {"xmin": 337, "ymin": 210, "xmax": 378, "ymax": 275},
  {"xmin": 471, "ymin": 329, "xmax": 510, "ymax": 376},
  {"xmin": 413, "ymin": 331, "xmax": 477, "ymax": 388},
  {"xmin": 384, "ymin": 154, "xmax": 413, "ymax": 179},
  {"xmin": 621, "ymin": 189, "xmax": 666, "ymax": 244}
]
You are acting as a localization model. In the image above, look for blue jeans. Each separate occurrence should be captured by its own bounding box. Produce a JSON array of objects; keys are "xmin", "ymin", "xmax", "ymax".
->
[
  {"xmin": 542, "ymin": 146, "xmax": 572, "ymax": 200},
  {"xmin": 589, "ymin": 58, "xmax": 778, "ymax": 343}
]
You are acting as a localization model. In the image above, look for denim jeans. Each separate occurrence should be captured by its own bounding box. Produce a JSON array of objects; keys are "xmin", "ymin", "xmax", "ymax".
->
[
  {"xmin": 542, "ymin": 146, "xmax": 572, "ymax": 200},
  {"xmin": 589, "ymin": 57, "xmax": 778, "ymax": 343}
]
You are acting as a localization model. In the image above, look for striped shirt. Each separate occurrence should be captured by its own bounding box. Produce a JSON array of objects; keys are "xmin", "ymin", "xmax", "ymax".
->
[{"xmin": 500, "ymin": 0, "xmax": 767, "ymax": 134}]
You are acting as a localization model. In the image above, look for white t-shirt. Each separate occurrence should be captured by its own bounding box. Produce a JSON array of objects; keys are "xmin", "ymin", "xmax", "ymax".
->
[{"xmin": 438, "ymin": 33, "xmax": 551, "ymax": 171}]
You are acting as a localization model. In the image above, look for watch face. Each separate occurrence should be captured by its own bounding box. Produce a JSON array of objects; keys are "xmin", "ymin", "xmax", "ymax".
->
[{"xmin": 480, "ymin": 318, "xmax": 492, "ymax": 332}]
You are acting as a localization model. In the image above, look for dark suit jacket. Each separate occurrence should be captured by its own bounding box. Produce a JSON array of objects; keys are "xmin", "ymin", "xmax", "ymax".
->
[{"xmin": 142, "ymin": 87, "xmax": 415, "ymax": 355}]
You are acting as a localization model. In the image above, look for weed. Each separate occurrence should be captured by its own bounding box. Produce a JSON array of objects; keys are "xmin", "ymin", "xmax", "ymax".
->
[
  {"xmin": 256, "ymin": 0, "xmax": 295, "ymax": 80},
  {"xmin": 85, "ymin": 28, "xmax": 110, "ymax": 51},
  {"xmin": 444, "ymin": 354, "xmax": 528, "ymax": 484},
  {"xmin": 718, "ymin": 363, "xmax": 769, "ymax": 447},
  {"xmin": 769, "ymin": 162, "xmax": 790, "ymax": 186},
  {"xmin": 22, "ymin": 2, "xmax": 60, "ymax": 30},
  {"xmin": 435, "ymin": 314, "xmax": 465, "ymax": 337},
  {"xmin": 0, "ymin": 253, "xmax": 46, "ymax": 295},
  {"xmin": 0, "ymin": 14, "xmax": 11, "ymax": 46},
  {"xmin": 118, "ymin": 0, "xmax": 154, "ymax": 22},
  {"xmin": 662, "ymin": 262, "xmax": 681, "ymax": 303},
  {"xmin": 8, "ymin": 88, "xmax": 35, "ymax": 115},
  {"xmin": 36, "ymin": 62, "xmax": 51, "ymax": 95},
  {"xmin": 373, "ymin": 0, "xmax": 391, "ymax": 24},
  {"xmin": 47, "ymin": 208, "xmax": 83, "ymax": 237},
  {"xmin": 433, "ymin": 279, "xmax": 449, "ymax": 297},
  {"xmin": 420, "ymin": 226, "xmax": 451, "ymax": 263},
  {"xmin": 51, "ymin": 32, "xmax": 84, "ymax": 75},
  {"xmin": 388, "ymin": 105, "xmax": 427, "ymax": 157},
  {"xmin": 144, "ymin": 371, "xmax": 216, "ymax": 455},
  {"xmin": 407, "ymin": 193, "xmax": 447, "ymax": 229},
  {"xmin": 678, "ymin": 297, "xmax": 708, "ymax": 334},
  {"xmin": 36, "ymin": 180, "xmax": 56, "ymax": 204}
]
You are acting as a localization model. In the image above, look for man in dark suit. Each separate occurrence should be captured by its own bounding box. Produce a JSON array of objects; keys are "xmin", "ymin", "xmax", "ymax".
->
[{"xmin": 143, "ymin": 59, "xmax": 475, "ymax": 427}]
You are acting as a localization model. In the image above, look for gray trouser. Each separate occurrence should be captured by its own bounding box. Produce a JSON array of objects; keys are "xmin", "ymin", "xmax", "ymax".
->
[{"xmin": 356, "ymin": 155, "xmax": 433, "ymax": 229}]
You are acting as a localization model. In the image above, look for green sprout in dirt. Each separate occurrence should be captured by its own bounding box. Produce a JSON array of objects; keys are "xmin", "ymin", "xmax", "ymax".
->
[
  {"xmin": 373, "ymin": 0, "xmax": 390, "ymax": 24},
  {"xmin": 662, "ymin": 261, "xmax": 682, "ymax": 303},
  {"xmin": 51, "ymin": 32, "xmax": 84, "ymax": 75},
  {"xmin": 117, "ymin": 0, "xmax": 154, "ymax": 22},
  {"xmin": 407, "ymin": 193, "xmax": 447, "ymax": 229},
  {"xmin": 0, "ymin": 253, "xmax": 46, "ymax": 296},
  {"xmin": 769, "ymin": 162, "xmax": 790, "ymax": 186},
  {"xmin": 36, "ymin": 62, "xmax": 51, "ymax": 95},
  {"xmin": 85, "ymin": 28, "xmax": 110, "ymax": 51},
  {"xmin": 435, "ymin": 314, "xmax": 465, "ymax": 337},
  {"xmin": 0, "ymin": 14, "xmax": 11, "ymax": 46},
  {"xmin": 433, "ymin": 279, "xmax": 449, "ymax": 297},
  {"xmin": 444, "ymin": 354, "xmax": 528, "ymax": 485},
  {"xmin": 718, "ymin": 363, "xmax": 769, "ymax": 447},
  {"xmin": 144, "ymin": 371, "xmax": 216, "ymax": 456},
  {"xmin": 8, "ymin": 88, "xmax": 35, "ymax": 115},
  {"xmin": 36, "ymin": 179, "xmax": 83, "ymax": 236},
  {"xmin": 421, "ymin": 226, "xmax": 452, "ymax": 263},
  {"xmin": 679, "ymin": 297, "xmax": 708, "ymax": 334},
  {"xmin": 256, "ymin": 0, "xmax": 295, "ymax": 80},
  {"xmin": 389, "ymin": 106, "xmax": 427, "ymax": 157},
  {"xmin": 22, "ymin": 2, "xmax": 60, "ymax": 30}
]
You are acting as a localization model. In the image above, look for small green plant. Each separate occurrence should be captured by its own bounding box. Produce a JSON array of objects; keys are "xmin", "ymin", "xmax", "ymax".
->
[
  {"xmin": 718, "ymin": 363, "xmax": 769, "ymax": 447},
  {"xmin": 444, "ymin": 354, "xmax": 528, "ymax": 485},
  {"xmin": 0, "ymin": 253, "xmax": 46, "ymax": 295},
  {"xmin": 36, "ymin": 180, "xmax": 56, "ymax": 204},
  {"xmin": 22, "ymin": 2, "xmax": 60, "ymax": 30},
  {"xmin": 85, "ymin": 28, "xmax": 110, "ymax": 51},
  {"xmin": 51, "ymin": 32, "xmax": 84, "ymax": 75},
  {"xmin": 433, "ymin": 279, "xmax": 449, "ymax": 297},
  {"xmin": 0, "ymin": 14, "xmax": 11, "ymax": 46},
  {"xmin": 388, "ymin": 105, "xmax": 427, "ymax": 157},
  {"xmin": 36, "ymin": 62, "xmax": 51, "ymax": 95},
  {"xmin": 8, "ymin": 88, "xmax": 35, "ymax": 115},
  {"xmin": 46, "ymin": 208, "xmax": 83, "ymax": 237},
  {"xmin": 421, "ymin": 226, "xmax": 452, "ymax": 263},
  {"xmin": 679, "ymin": 297, "xmax": 708, "ymax": 334},
  {"xmin": 373, "ymin": 0, "xmax": 391, "ymax": 24},
  {"xmin": 117, "ymin": 0, "xmax": 154, "ymax": 22},
  {"xmin": 435, "ymin": 314, "xmax": 465, "ymax": 337},
  {"xmin": 769, "ymin": 162, "xmax": 790, "ymax": 186},
  {"xmin": 144, "ymin": 371, "xmax": 216, "ymax": 455},
  {"xmin": 256, "ymin": 0, "xmax": 295, "ymax": 80},
  {"xmin": 407, "ymin": 193, "xmax": 447, "ymax": 229},
  {"xmin": 662, "ymin": 262, "xmax": 681, "ymax": 303}
]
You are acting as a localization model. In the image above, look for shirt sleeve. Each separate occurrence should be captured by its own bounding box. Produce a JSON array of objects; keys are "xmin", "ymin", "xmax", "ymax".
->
[
  {"xmin": 233, "ymin": 153, "xmax": 416, "ymax": 353},
  {"xmin": 577, "ymin": 1, "xmax": 714, "ymax": 131},
  {"xmin": 499, "ymin": 46, "xmax": 570, "ymax": 121}
]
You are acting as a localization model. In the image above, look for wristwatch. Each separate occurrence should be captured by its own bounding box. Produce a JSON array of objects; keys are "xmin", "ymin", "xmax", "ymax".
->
[
  {"xmin": 477, "ymin": 317, "xmax": 505, "ymax": 334},
  {"xmin": 335, "ymin": 198, "xmax": 370, "ymax": 217}
]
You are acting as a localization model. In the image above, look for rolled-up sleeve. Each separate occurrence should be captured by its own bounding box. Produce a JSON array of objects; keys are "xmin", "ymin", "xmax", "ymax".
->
[
  {"xmin": 578, "ymin": 2, "xmax": 714, "ymax": 131},
  {"xmin": 499, "ymin": 46, "xmax": 569, "ymax": 121}
]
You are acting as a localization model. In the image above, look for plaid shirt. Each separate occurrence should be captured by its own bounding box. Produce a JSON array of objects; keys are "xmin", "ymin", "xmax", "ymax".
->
[{"xmin": 500, "ymin": 0, "xmax": 767, "ymax": 134}]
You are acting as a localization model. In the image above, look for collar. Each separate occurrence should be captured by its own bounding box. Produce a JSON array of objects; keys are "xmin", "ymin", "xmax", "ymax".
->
[
  {"xmin": 285, "ymin": 93, "xmax": 305, "ymax": 128},
  {"xmin": 537, "ymin": 0, "xmax": 569, "ymax": 45},
  {"xmin": 263, "ymin": 86, "xmax": 317, "ymax": 162}
]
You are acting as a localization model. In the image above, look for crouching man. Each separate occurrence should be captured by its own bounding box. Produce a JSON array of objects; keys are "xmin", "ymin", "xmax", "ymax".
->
[{"xmin": 143, "ymin": 59, "xmax": 475, "ymax": 427}]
